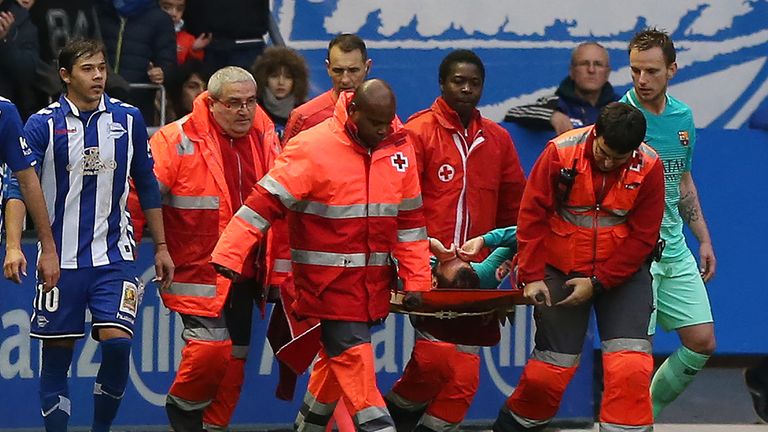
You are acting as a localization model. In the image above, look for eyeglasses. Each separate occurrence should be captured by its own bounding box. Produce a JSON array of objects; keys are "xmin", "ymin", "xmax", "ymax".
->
[
  {"xmin": 213, "ymin": 97, "xmax": 258, "ymax": 111},
  {"xmin": 573, "ymin": 60, "xmax": 609, "ymax": 69}
]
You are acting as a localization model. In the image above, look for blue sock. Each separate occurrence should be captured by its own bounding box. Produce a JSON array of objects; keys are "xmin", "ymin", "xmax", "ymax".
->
[
  {"xmin": 40, "ymin": 346, "xmax": 74, "ymax": 432},
  {"xmin": 92, "ymin": 338, "xmax": 132, "ymax": 432}
]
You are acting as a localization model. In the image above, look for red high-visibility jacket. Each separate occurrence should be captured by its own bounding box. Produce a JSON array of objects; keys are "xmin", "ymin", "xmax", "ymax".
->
[
  {"xmin": 212, "ymin": 92, "xmax": 431, "ymax": 322},
  {"xmin": 517, "ymin": 126, "xmax": 665, "ymax": 288},
  {"xmin": 150, "ymin": 92, "xmax": 283, "ymax": 317}
]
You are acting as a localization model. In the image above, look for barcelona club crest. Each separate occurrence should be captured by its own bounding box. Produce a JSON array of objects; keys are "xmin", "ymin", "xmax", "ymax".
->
[{"xmin": 678, "ymin": 130, "xmax": 690, "ymax": 147}]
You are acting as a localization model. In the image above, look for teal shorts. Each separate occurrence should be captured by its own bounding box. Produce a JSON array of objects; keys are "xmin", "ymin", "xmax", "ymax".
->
[{"xmin": 648, "ymin": 250, "xmax": 714, "ymax": 335}]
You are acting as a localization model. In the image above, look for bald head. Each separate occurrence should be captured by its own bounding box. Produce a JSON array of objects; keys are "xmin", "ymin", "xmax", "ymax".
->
[
  {"xmin": 348, "ymin": 79, "xmax": 397, "ymax": 148},
  {"xmin": 351, "ymin": 79, "xmax": 396, "ymax": 112}
]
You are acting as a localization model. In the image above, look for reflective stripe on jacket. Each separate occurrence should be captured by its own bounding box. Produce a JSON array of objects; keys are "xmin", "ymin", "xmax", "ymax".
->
[
  {"xmin": 212, "ymin": 92, "xmax": 431, "ymax": 322},
  {"xmin": 544, "ymin": 127, "xmax": 659, "ymax": 275},
  {"xmin": 151, "ymin": 91, "xmax": 281, "ymax": 317}
]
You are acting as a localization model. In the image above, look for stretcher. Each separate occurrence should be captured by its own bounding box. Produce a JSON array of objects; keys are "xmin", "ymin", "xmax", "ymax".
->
[
  {"xmin": 275, "ymin": 289, "xmax": 530, "ymax": 374},
  {"xmin": 389, "ymin": 288, "xmax": 530, "ymax": 318}
]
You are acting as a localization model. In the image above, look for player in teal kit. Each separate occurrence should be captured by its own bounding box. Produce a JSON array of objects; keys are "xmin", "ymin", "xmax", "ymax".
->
[{"xmin": 621, "ymin": 28, "xmax": 716, "ymax": 417}]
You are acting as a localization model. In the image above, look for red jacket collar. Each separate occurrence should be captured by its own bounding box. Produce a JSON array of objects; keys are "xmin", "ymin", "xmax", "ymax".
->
[{"xmin": 431, "ymin": 96, "xmax": 482, "ymax": 136}]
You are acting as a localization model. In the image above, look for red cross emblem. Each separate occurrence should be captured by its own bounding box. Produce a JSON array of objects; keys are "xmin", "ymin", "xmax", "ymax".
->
[
  {"xmin": 438, "ymin": 164, "xmax": 455, "ymax": 182},
  {"xmin": 391, "ymin": 152, "xmax": 409, "ymax": 172}
]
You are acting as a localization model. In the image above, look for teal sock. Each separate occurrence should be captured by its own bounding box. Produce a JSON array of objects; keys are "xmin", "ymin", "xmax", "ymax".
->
[{"xmin": 651, "ymin": 346, "xmax": 710, "ymax": 417}]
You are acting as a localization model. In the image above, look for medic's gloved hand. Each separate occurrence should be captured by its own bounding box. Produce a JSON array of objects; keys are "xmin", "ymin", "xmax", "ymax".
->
[{"xmin": 402, "ymin": 291, "xmax": 423, "ymax": 310}]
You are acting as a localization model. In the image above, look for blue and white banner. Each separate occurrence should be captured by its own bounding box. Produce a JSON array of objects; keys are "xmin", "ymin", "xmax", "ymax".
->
[
  {"xmin": 274, "ymin": 0, "xmax": 768, "ymax": 129},
  {"xmin": 0, "ymin": 242, "xmax": 593, "ymax": 429}
]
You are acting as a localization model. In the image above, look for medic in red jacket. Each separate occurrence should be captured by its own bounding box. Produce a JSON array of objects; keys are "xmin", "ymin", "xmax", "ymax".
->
[
  {"xmin": 386, "ymin": 50, "xmax": 526, "ymax": 432},
  {"xmin": 494, "ymin": 102, "xmax": 664, "ymax": 432}
]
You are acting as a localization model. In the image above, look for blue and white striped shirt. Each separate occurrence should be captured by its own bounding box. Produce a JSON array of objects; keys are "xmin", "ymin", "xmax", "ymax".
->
[{"xmin": 13, "ymin": 94, "xmax": 160, "ymax": 268}]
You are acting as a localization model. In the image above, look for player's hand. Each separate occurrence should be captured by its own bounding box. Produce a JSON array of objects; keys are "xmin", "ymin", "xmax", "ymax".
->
[
  {"xmin": 37, "ymin": 249, "xmax": 60, "ymax": 292},
  {"xmin": 524, "ymin": 280, "xmax": 550, "ymax": 306},
  {"xmin": 147, "ymin": 62, "xmax": 164, "ymax": 85},
  {"xmin": 699, "ymin": 242, "xmax": 716, "ymax": 282},
  {"xmin": 213, "ymin": 263, "xmax": 240, "ymax": 282},
  {"xmin": 550, "ymin": 111, "xmax": 574, "ymax": 135},
  {"xmin": 402, "ymin": 291, "xmax": 423, "ymax": 310},
  {"xmin": 429, "ymin": 238, "xmax": 456, "ymax": 263},
  {"xmin": 3, "ymin": 247, "xmax": 27, "ymax": 284},
  {"xmin": 557, "ymin": 277, "xmax": 594, "ymax": 307},
  {"xmin": 154, "ymin": 247, "xmax": 175, "ymax": 290},
  {"xmin": 458, "ymin": 236, "xmax": 484, "ymax": 261},
  {"xmin": 192, "ymin": 32, "xmax": 212, "ymax": 51}
]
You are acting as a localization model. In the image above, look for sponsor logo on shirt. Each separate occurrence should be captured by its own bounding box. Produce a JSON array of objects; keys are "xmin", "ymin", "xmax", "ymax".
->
[
  {"xmin": 108, "ymin": 122, "xmax": 127, "ymax": 139},
  {"xmin": 67, "ymin": 147, "xmax": 117, "ymax": 175}
]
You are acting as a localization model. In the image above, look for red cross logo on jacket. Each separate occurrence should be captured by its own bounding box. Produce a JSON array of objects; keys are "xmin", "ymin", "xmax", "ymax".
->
[
  {"xmin": 391, "ymin": 152, "xmax": 409, "ymax": 172},
  {"xmin": 438, "ymin": 164, "xmax": 455, "ymax": 182}
]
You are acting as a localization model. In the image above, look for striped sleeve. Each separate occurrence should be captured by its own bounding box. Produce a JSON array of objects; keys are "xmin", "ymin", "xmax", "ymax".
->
[{"xmin": 504, "ymin": 94, "xmax": 559, "ymax": 129}]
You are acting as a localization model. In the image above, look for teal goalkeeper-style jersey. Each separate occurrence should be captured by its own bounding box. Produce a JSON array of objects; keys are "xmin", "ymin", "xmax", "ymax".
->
[{"xmin": 621, "ymin": 89, "xmax": 695, "ymax": 261}]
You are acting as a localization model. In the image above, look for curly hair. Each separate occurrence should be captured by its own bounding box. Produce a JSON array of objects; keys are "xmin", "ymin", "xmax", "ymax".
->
[{"xmin": 251, "ymin": 46, "xmax": 310, "ymax": 104}]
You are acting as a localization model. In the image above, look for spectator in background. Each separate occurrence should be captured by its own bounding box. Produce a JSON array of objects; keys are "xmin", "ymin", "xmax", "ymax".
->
[
  {"xmin": 159, "ymin": 58, "xmax": 207, "ymax": 122},
  {"xmin": 505, "ymin": 42, "xmax": 618, "ymax": 135},
  {"xmin": 251, "ymin": 46, "xmax": 309, "ymax": 139},
  {"xmin": 96, "ymin": 0, "xmax": 176, "ymax": 124},
  {"xmin": 282, "ymin": 33, "xmax": 370, "ymax": 144},
  {"xmin": 158, "ymin": 0, "xmax": 210, "ymax": 64},
  {"xmin": 0, "ymin": 0, "xmax": 41, "ymax": 119},
  {"xmin": 29, "ymin": 0, "xmax": 100, "ymax": 65},
  {"xmin": 28, "ymin": 0, "xmax": 133, "ymax": 108},
  {"xmin": 183, "ymin": 0, "xmax": 269, "ymax": 71}
]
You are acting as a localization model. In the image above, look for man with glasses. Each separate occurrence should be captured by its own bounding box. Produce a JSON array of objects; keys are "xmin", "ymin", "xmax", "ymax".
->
[
  {"xmin": 282, "ymin": 33, "xmax": 371, "ymax": 144},
  {"xmin": 493, "ymin": 102, "xmax": 664, "ymax": 432},
  {"xmin": 505, "ymin": 42, "xmax": 618, "ymax": 135},
  {"xmin": 148, "ymin": 66, "xmax": 281, "ymax": 432}
]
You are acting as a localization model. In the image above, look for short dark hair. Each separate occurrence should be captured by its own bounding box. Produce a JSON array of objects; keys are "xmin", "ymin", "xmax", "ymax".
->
[
  {"xmin": 594, "ymin": 102, "xmax": 647, "ymax": 154},
  {"xmin": 252, "ymin": 46, "xmax": 310, "ymax": 104},
  {"xmin": 327, "ymin": 33, "xmax": 367, "ymax": 61},
  {"xmin": 432, "ymin": 264, "xmax": 481, "ymax": 289},
  {"xmin": 629, "ymin": 27, "xmax": 676, "ymax": 65},
  {"xmin": 58, "ymin": 38, "xmax": 106, "ymax": 73},
  {"xmin": 439, "ymin": 49, "xmax": 485, "ymax": 84}
]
